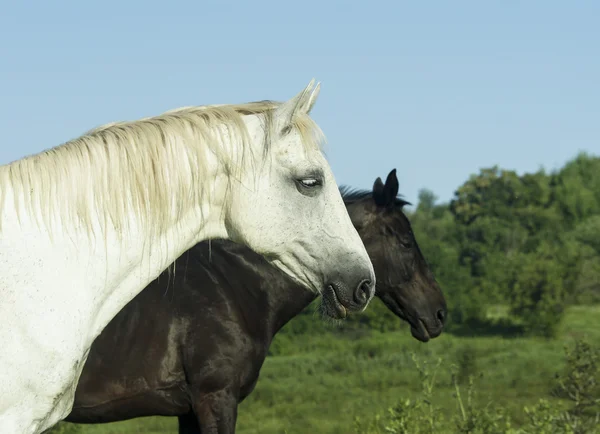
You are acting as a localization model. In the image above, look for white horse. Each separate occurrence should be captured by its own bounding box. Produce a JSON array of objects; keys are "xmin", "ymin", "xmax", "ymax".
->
[{"xmin": 0, "ymin": 80, "xmax": 376, "ymax": 434}]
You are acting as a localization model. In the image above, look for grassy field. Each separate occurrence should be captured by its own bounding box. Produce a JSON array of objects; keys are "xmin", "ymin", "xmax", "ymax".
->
[{"xmin": 52, "ymin": 304, "xmax": 600, "ymax": 433}]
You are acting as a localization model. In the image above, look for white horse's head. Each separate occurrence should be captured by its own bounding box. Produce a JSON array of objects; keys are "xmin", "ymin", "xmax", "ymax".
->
[{"xmin": 225, "ymin": 80, "xmax": 375, "ymax": 317}]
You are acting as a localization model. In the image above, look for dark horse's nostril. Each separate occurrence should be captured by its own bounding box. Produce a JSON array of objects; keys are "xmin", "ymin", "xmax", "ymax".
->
[
  {"xmin": 436, "ymin": 308, "xmax": 446, "ymax": 325},
  {"xmin": 354, "ymin": 279, "xmax": 373, "ymax": 305}
]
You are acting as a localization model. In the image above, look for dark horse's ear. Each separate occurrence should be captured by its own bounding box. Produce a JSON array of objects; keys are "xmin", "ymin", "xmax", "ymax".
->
[
  {"xmin": 373, "ymin": 169, "xmax": 399, "ymax": 208},
  {"xmin": 373, "ymin": 177, "xmax": 386, "ymax": 206}
]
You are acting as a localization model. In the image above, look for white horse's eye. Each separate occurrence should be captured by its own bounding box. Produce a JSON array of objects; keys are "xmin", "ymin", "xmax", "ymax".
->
[{"xmin": 300, "ymin": 178, "xmax": 320, "ymax": 188}]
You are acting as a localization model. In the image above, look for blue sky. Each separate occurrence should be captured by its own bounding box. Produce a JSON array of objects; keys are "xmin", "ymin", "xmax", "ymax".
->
[{"xmin": 1, "ymin": 1, "xmax": 598, "ymax": 208}]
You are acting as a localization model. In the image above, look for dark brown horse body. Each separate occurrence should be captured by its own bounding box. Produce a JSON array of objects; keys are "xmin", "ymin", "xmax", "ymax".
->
[{"xmin": 65, "ymin": 170, "xmax": 447, "ymax": 433}]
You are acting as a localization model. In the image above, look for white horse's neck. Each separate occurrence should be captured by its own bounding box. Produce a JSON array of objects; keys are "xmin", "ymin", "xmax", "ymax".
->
[
  {"xmin": 0, "ymin": 112, "xmax": 265, "ymax": 432},
  {"xmin": 0, "ymin": 116, "xmax": 262, "ymax": 334}
]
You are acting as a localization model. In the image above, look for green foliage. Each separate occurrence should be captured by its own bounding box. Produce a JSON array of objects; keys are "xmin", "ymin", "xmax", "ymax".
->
[
  {"xmin": 552, "ymin": 152, "xmax": 600, "ymax": 226},
  {"xmin": 416, "ymin": 153, "xmax": 600, "ymax": 336},
  {"xmin": 354, "ymin": 352, "xmax": 514, "ymax": 434},
  {"xmin": 571, "ymin": 216, "xmax": 600, "ymax": 303},
  {"xmin": 552, "ymin": 338, "xmax": 600, "ymax": 419},
  {"xmin": 455, "ymin": 344, "xmax": 479, "ymax": 384},
  {"xmin": 355, "ymin": 338, "xmax": 600, "ymax": 434},
  {"xmin": 45, "ymin": 422, "xmax": 84, "ymax": 434},
  {"xmin": 505, "ymin": 243, "xmax": 572, "ymax": 338}
]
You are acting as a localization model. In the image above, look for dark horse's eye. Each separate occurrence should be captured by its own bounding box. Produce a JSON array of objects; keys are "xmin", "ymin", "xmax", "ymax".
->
[
  {"xmin": 400, "ymin": 238, "xmax": 413, "ymax": 249},
  {"xmin": 400, "ymin": 230, "xmax": 415, "ymax": 249}
]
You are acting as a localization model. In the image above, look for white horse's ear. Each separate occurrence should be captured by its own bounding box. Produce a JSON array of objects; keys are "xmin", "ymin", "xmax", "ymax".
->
[
  {"xmin": 275, "ymin": 79, "xmax": 319, "ymax": 133},
  {"xmin": 304, "ymin": 82, "xmax": 320, "ymax": 114}
]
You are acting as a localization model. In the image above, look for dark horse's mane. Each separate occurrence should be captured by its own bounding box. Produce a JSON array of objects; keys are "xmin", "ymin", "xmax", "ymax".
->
[{"xmin": 339, "ymin": 186, "xmax": 412, "ymax": 207}]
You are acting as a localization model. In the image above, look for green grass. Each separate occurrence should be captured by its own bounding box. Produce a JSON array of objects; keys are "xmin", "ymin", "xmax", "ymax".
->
[{"xmin": 53, "ymin": 304, "xmax": 600, "ymax": 434}]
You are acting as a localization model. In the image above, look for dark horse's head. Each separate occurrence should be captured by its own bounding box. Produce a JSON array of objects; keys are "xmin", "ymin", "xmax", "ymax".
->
[{"xmin": 320, "ymin": 169, "xmax": 447, "ymax": 342}]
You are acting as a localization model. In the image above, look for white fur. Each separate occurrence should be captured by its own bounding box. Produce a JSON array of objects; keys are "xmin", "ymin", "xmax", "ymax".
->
[{"xmin": 0, "ymin": 80, "xmax": 375, "ymax": 433}]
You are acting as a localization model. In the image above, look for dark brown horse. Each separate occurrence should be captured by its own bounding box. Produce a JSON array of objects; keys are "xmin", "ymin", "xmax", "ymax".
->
[{"xmin": 64, "ymin": 169, "xmax": 447, "ymax": 433}]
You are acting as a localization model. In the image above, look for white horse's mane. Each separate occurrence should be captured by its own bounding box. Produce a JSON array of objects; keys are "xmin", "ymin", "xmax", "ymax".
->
[{"xmin": 0, "ymin": 100, "xmax": 325, "ymax": 241}]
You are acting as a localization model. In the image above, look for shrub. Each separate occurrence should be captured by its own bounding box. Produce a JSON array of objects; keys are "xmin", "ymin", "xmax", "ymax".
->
[{"xmin": 355, "ymin": 339, "xmax": 600, "ymax": 434}]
